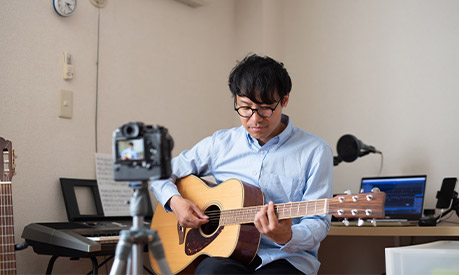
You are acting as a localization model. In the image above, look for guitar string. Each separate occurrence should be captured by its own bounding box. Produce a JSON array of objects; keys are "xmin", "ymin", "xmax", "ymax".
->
[
  {"xmin": 11, "ymin": 183, "xmax": 15, "ymax": 269},
  {"xmin": 198, "ymin": 196, "xmax": 379, "ymax": 225},
  {"xmin": 1, "ymin": 183, "xmax": 3, "ymax": 270},
  {"xmin": 5, "ymin": 183, "xmax": 15, "ymax": 270},
  {"xmin": 7, "ymin": 183, "xmax": 12, "ymax": 266},
  {"xmin": 7, "ymin": 183, "xmax": 12, "ymax": 269},
  {"xmin": 2, "ymin": 147, "xmax": 4, "ymax": 267},
  {"xmin": 1, "ymin": 184, "xmax": 5, "ymax": 269},
  {"xmin": 3, "ymin": 183, "xmax": 5, "ymax": 268},
  {"xmin": 1, "ymin": 144, "xmax": 14, "ymax": 270},
  {"xmin": 201, "ymin": 202, "xmax": 328, "ymax": 225},
  {"xmin": 2, "ymin": 184, "xmax": 6, "ymax": 269},
  {"xmin": 1, "ymin": 179, "xmax": 15, "ymax": 269},
  {"xmin": 202, "ymin": 203, "xmax": 324, "ymax": 217}
]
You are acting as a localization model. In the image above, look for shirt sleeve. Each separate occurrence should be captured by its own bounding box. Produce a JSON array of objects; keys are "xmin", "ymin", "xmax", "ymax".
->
[
  {"xmin": 150, "ymin": 135, "xmax": 214, "ymax": 211},
  {"xmin": 279, "ymin": 144, "xmax": 334, "ymax": 253}
]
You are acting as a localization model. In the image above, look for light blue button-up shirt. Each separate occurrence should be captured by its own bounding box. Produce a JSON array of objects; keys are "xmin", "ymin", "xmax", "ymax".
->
[{"xmin": 151, "ymin": 114, "xmax": 333, "ymax": 274}]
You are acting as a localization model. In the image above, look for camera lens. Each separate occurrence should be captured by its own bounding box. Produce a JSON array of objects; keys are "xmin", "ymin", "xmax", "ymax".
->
[{"xmin": 122, "ymin": 123, "xmax": 140, "ymax": 138}]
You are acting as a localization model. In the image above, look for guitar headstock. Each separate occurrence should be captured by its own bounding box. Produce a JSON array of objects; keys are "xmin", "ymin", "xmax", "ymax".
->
[
  {"xmin": 329, "ymin": 192, "xmax": 386, "ymax": 220},
  {"xmin": 0, "ymin": 137, "xmax": 15, "ymax": 182}
]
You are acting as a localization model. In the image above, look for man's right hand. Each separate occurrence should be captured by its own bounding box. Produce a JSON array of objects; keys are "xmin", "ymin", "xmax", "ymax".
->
[{"xmin": 169, "ymin": 195, "xmax": 209, "ymax": 228}]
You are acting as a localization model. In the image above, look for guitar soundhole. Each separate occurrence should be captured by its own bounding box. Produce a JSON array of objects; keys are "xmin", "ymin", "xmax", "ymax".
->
[{"xmin": 201, "ymin": 205, "xmax": 220, "ymax": 235}]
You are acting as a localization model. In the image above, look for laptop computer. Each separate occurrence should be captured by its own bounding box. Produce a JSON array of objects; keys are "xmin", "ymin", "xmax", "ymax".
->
[{"xmin": 359, "ymin": 175, "xmax": 427, "ymax": 226}]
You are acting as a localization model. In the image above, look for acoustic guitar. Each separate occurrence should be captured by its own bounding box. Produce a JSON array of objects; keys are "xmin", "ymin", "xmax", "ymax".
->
[
  {"xmin": 0, "ymin": 137, "xmax": 16, "ymax": 274},
  {"xmin": 149, "ymin": 175, "xmax": 385, "ymax": 274}
]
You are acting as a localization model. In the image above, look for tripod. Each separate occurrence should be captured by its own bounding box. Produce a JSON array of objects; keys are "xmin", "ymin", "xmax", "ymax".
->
[{"xmin": 109, "ymin": 181, "xmax": 171, "ymax": 275}]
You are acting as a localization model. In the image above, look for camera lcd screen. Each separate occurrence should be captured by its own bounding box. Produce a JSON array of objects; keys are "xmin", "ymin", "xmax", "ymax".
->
[{"xmin": 117, "ymin": 138, "xmax": 144, "ymax": 161}]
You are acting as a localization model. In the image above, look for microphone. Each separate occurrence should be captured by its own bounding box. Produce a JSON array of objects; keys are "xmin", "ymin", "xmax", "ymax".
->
[{"xmin": 334, "ymin": 134, "xmax": 381, "ymax": 166}]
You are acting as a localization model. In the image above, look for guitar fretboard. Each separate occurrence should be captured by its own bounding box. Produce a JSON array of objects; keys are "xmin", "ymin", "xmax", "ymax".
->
[
  {"xmin": 0, "ymin": 181, "xmax": 16, "ymax": 274},
  {"xmin": 219, "ymin": 199, "xmax": 328, "ymax": 226}
]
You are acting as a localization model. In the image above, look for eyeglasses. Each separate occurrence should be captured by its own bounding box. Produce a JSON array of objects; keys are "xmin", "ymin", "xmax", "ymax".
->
[{"xmin": 234, "ymin": 99, "xmax": 282, "ymax": 118}]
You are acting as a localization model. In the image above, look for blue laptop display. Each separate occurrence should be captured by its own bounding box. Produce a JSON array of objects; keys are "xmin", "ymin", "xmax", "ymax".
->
[{"xmin": 360, "ymin": 175, "xmax": 427, "ymax": 221}]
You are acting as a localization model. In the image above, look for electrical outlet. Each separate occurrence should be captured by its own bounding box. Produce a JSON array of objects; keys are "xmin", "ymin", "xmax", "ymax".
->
[
  {"xmin": 63, "ymin": 52, "xmax": 74, "ymax": 80},
  {"xmin": 58, "ymin": 89, "xmax": 73, "ymax": 119}
]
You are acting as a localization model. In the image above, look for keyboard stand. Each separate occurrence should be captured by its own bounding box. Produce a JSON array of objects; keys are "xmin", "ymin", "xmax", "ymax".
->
[
  {"xmin": 25, "ymin": 238, "xmax": 115, "ymax": 275},
  {"xmin": 46, "ymin": 255, "xmax": 104, "ymax": 275}
]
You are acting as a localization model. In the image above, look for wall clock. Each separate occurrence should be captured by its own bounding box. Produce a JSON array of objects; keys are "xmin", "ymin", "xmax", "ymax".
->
[{"xmin": 53, "ymin": 0, "xmax": 77, "ymax": 17}]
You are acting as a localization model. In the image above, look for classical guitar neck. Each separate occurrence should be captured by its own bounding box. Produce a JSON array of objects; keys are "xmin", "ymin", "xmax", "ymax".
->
[{"xmin": 0, "ymin": 137, "xmax": 16, "ymax": 274}]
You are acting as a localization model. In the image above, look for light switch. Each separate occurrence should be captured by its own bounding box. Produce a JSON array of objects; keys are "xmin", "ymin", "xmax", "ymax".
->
[{"xmin": 58, "ymin": 89, "xmax": 73, "ymax": 119}]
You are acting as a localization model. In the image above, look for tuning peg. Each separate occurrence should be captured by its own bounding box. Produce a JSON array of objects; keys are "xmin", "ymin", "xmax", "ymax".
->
[
  {"xmin": 360, "ymin": 188, "xmax": 364, "ymax": 194},
  {"xmin": 357, "ymin": 218, "xmax": 365, "ymax": 227},
  {"xmin": 343, "ymin": 189, "xmax": 351, "ymax": 195},
  {"xmin": 371, "ymin": 187, "xmax": 381, "ymax": 193},
  {"xmin": 342, "ymin": 218, "xmax": 350, "ymax": 227}
]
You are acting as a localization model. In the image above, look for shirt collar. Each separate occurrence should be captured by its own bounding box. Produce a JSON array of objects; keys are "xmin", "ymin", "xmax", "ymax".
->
[
  {"xmin": 244, "ymin": 114, "xmax": 293, "ymax": 148},
  {"xmin": 277, "ymin": 114, "xmax": 293, "ymax": 147}
]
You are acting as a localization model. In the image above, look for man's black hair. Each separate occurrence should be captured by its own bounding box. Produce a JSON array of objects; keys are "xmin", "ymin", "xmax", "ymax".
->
[{"xmin": 228, "ymin": 53, "xmax": 292, "ymax": 105}]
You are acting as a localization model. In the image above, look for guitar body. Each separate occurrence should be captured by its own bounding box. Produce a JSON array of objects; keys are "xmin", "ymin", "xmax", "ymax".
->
[{"xmin": 149, "ymin": 175, "xmax": 263, "ymax": 274}]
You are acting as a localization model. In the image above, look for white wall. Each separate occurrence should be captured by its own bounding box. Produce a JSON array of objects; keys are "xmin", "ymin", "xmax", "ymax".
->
[
  {"xmin": 281, "ymin": 0, "xmax": 459, "ymax": 208},
  {"xmin": 1, "ymin": 0, "xmax": 237, "ymax": 273},
  {"xmin": 1, "ymin": 0, "xmax": 459, "ymax": 274},
  {"xmin": 96, "ymin": 0, "xmax": 239, "ymax": 155}
]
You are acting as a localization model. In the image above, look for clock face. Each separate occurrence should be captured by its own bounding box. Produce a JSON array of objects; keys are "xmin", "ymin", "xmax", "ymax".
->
[{"xmin": 53, "ymin": 0, "xmax": 77, "ymax": 17}]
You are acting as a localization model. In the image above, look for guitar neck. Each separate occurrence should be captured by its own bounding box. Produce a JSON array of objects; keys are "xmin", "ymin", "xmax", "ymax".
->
[
  {"xmin": 0, "ymin": 181, "xmax": 16, "ymax": 273},
  {"xmin": 220, "ymin": 199, "xmax": 328, "ymax": 226},
  {"xmin": 0, "ymin": 137, "xmax": 16, "ymax": 273}
]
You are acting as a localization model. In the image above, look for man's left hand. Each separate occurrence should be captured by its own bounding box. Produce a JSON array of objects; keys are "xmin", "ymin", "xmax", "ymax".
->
[{"xmin": 254, "ymin": 201, "xmax": 292, "ymax": 245}]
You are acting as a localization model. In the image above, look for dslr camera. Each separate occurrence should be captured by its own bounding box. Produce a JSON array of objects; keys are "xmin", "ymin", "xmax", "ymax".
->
[{"xmin": 113, "ymin": 122, "xmax": 174, "ymax": 181}]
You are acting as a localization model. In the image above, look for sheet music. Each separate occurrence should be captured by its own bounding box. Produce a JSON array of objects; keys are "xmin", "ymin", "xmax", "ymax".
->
[{"xmin": 95, "ymin": 153, "xmax": 131, "ymax": 217}]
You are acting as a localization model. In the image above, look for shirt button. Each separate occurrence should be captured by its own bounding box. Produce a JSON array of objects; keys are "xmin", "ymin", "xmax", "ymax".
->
[
  {"xmin": 260, "ymin": 151, "xmax": 265, "ymax": 154},
  {"xmin": 253, "ymin": 171, "xmax": 257, "ymax": 176}
]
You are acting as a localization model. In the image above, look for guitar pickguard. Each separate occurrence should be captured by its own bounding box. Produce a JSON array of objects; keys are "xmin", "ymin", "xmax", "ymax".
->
[{"xmin": 185, "ymin": 226, "xmax": 224, "ymax": 256}]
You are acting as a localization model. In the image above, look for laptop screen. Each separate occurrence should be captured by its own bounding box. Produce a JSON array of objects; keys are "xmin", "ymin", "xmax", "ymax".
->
[{"xmin": 360, "ymin": 175, "xmax": 427, "ymax": 220}]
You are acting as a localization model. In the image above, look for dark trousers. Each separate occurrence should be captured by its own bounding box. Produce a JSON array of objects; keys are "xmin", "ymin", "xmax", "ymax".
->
[{"xmin": 194, "ymin": 256, "xmax": 304, "ymax": 274}]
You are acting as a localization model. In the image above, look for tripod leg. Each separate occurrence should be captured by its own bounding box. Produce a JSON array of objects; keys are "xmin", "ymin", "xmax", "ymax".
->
[
  {"xmin": 132, "ymin": 243, "xmax": 144, "ymax": 274},
  {"xmin": 109, "ymin": 232, "xmax": 132, "ymax": 275},
  {"xmin": 148, "ymin": 230, "xmax": 172, "ymax": 275}
]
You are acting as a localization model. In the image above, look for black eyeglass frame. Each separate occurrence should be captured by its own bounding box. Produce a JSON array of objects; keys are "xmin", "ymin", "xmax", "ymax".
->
[{"xmin": 234, "ymin": 99, "xmax": 282, "ymax": 118}]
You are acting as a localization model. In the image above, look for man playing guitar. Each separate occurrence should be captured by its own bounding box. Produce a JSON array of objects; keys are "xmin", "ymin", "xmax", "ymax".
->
[{"xmin": 151, "ymin": 54, "xmax": 333, "ymax": 274}]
